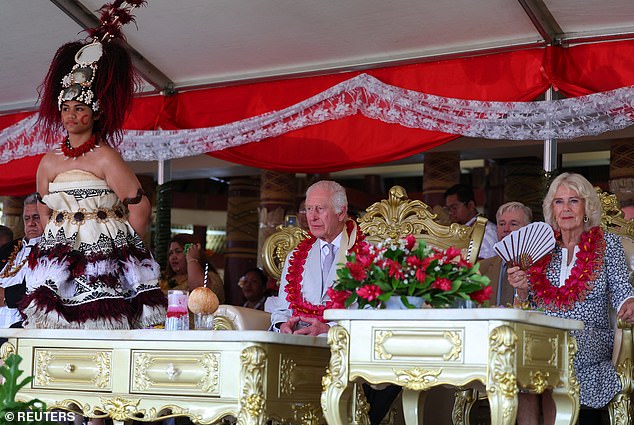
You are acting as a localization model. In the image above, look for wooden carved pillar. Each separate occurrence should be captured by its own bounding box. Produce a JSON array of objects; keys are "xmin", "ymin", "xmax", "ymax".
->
[
  {"xmin": 224, "ymin": 177, "xmax": 261, "ymax": 306},
  {"xmin": 259, "ymin": 171, "xmax": 295, "ymax": 264},
  {"xmin": 153, "ymin": 181, "xmax": 172, "ymax": 271},
  {"xmin": 502, "ymin": 157, "xmax": 546, "ymax": 221},
  {"xmin": 609, "ymin": 139, "xmax": 634, "ymax": 206},
  {"xmin": 0, "ymin": 196, "xmax": 24, "ymax": 238},
  {"xmin": 422, "ymin": 152, "xmax": 459, "ymax": 225}
]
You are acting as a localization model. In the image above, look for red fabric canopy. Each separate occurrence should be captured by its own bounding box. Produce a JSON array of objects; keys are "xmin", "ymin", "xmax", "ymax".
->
[{"xmin": 1, "ymin": 41, "xmax": 634, "ymax": 196}]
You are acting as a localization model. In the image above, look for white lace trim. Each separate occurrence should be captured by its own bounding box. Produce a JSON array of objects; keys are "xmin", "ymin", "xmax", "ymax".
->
[{"xmin": 1, "ymin": 73, "xmax": 633, "ymax": 164}]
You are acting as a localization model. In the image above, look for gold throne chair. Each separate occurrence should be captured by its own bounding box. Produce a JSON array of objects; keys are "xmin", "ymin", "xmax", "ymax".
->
[
  {"xmin": 597, "ymin": 188, "xmax": 634, "ymax": 425},
  {"xmin": 359, "ymin": 185, "xmax": 488, "ymax": 424},
  {"xmin": 359, "ymin": 185, "xmax": 486, "ymax": 263}
]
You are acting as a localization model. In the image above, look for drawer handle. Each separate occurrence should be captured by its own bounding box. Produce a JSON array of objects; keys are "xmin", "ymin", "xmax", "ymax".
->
[
  {"xmin": 64, "ymin": 363, "xmax": 75, "ymax": 373},
  {"xmin": 165, "ymin": 363, "xmax": 180, "ymax": 381}
]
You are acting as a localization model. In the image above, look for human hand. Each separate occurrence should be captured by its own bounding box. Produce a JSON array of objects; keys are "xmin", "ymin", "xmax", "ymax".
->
[
  {"xmin": 507, "ymin": 266, "xmax": 529, "ymax": 290},
  {"xmin": 279, "ymin": 316, "xmax": 300, "ymax": 334},
  {"xmin": 617, "ymin": 298, "xmax": 634, "ymax": 324},
  {"xmin": 185, "ymin": 243, "xmax": 202, "ymax": 262},
  {"xmin": 293, "ymin": 316, "xmax": 330, "ymax": 336}
]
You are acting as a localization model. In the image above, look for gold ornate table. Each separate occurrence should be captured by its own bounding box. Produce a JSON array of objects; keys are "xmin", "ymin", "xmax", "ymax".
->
[
  {"xmin": 0, "ymin": 329, "xmax": 329, "ymax": 425},
  {"xmin": 320, "ymin": 309, "xmax": 584, "ymax": 425}
]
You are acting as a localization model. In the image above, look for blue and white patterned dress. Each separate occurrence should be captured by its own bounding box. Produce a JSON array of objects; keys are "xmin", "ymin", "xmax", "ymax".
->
[{"xmin": 530, "ymin": 231, "xmax": 634, "ymax": 408}]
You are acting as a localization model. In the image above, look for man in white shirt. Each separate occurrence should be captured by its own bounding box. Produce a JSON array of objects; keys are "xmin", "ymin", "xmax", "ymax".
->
[
  {"xmin": 268, "ymin": 180, "xmax": 360, "ymax": 336},
  {"xmin": 445, "ymin": 183, "xmax": 498, "ymax": 259},
  {"xmin": 0, "ymin": 194, "xmax": 44, "ymax": 328}
]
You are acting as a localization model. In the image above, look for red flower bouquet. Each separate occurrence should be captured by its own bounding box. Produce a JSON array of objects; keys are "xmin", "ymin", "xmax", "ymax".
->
[{"xmin": 328, "ymin": 235, "xmax": 491, "ymax": 309}]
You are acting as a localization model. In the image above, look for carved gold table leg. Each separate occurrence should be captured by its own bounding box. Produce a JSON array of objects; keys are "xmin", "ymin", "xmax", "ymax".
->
[
  {"xmin": 238, "ymin": 346, "xmax": 267, "ymax": 425},
  {"xmin": 351, "ymin": 382, "xmax": 371, "ymax": 425},
  {"xmin": 550, "ymin": 336, "xmax": 580, "ymax": 425},
  {"xmin": 609, "ymin": 324, "xmax": 633, "ymax": 425},
  {"xmin": 487, "ymin": 326, "xmax": 518, "ymax": 425},
  {"xmin": 321, "ymin": 326, "xmax": 352, "ymax": 425},
  {"xmin": 401, "ymin": 389, "xmax": 425, "ymax": 425},
  {"xmin": 452, "ymin": 388, "xmax": 477, "ymax": 425}
]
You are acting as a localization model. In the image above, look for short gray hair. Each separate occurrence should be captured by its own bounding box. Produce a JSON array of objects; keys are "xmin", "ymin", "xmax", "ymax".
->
[
  {"xmin": 23, "ymin": 193, "xmax": 39, "ymax": 206},
  {"xmin": 306, "ymin": 180, "xmax": 348, "ymax": 214},
  {"xmin": 543, "ymin": 173, "xmax": 601, "ymax": 231},
  {"xmin": 496, "ymin": 201, "xmax": 532, "ymax": 224}
]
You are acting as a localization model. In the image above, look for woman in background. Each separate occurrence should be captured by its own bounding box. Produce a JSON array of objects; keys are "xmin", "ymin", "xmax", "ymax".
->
[{"xmin": 161, "ymin": 234, "xmax": 225, "ymax": 304}]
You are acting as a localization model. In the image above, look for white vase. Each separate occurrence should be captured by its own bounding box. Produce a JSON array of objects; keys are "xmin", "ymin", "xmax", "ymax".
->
[{"xmin": 384, "ymin": 295, "xmax": 425, "ymax": 309}]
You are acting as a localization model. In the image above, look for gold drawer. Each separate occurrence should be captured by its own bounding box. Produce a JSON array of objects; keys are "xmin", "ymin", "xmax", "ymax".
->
[
  {"xmin": 33, "ymin": 348, "xmax": 112, "ymax": 391},
  {"xmin": 131, "ymin": 350, "xmax": 220, "ymax": 396}
]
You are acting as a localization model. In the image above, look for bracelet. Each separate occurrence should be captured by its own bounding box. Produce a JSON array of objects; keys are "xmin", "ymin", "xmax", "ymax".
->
[
  {"xmin": 514, "ymin": 293, "xmax": 530, "ymax": 310},
  {"xmin": 187, "ymin": 259, "xmax": 199, "ymax": 263}
]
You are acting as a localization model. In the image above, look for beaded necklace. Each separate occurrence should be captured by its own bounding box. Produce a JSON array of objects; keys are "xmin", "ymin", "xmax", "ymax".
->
[{"xmin": 60, "ymin": 134, "xmax": 98, "ymax": 158}]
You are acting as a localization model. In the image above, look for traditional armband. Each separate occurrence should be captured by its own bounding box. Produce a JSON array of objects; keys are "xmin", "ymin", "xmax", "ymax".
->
[{"xmin": 123, "ymin": 188, "xmax": 146, "ymax": 206}]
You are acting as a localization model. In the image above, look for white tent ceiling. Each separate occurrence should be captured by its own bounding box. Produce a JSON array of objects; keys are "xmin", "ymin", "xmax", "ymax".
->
[{"xmin": 1, "ymin": 0, "xmax": 633, "ymax": 179}]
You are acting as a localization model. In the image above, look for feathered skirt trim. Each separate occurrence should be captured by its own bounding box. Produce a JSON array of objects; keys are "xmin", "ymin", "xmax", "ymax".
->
[{"xmin": 21, "ymin": 228, "xmax": 167, "ymax": 329}]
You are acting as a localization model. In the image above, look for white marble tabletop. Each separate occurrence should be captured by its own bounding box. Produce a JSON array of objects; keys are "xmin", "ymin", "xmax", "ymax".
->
[
  {"xmin": 0, "ymin": 328, "xmax": 329, "ymax": 347},
  {"xmin": 323, "ymin": 307, "xmax": 584, "ymax": 330}
]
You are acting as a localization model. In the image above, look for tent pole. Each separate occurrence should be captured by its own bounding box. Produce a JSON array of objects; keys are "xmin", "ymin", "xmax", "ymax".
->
[{"xmin": 543, "ymin": 87, "xmax": 557, "ymax": 172}]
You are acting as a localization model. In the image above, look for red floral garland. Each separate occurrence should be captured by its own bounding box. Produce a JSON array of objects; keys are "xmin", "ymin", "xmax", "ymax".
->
[
  {"xmin": 60, "ymin": 135, "xmax": 98, "ymax": 158},
  {"xmin": 528, "ymin": 226, "xmax": 605, "ymax": 311},
  {"xmin": 284, "ymin": 220, "xmax": 363, "ymax": 322}
]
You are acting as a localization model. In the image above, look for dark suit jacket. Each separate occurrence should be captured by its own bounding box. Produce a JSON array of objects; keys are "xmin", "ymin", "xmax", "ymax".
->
[{"xmin": 478, "ymin": 256, "xmax": 514, "ymax": 306}]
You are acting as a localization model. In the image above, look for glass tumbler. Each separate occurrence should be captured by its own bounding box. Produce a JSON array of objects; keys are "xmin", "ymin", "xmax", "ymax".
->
[
  {"xmin": 165, "ymin": 290, "xmax": 189, "ymax": 330},
  {"xmin": 194, "ymin": 313, "xmax": 214, "ymax": 330}
]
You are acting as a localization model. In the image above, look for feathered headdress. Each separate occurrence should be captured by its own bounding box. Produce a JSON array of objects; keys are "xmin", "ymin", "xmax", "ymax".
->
[{"xmin": 38, "ymin": 0, "xmax": 147, "ymax": 146}]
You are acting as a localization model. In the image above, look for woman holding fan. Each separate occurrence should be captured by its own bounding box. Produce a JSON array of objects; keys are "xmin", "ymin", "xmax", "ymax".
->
[{"xmin": 508, "ymin": 172, "xmax": 634, "ymax": 425}]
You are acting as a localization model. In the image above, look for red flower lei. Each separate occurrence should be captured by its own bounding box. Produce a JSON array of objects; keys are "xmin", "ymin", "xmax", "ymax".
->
[
  {"xmin": 528, "ymin": 226, "xmax": 605, "ymax": 311},
  {"xmin": 60, "ymin": 134, "xmax": 98, "ymax": 158},
  {"xmin": 284, "ymin": 220, "xmax": 363, "ymax": 322}
]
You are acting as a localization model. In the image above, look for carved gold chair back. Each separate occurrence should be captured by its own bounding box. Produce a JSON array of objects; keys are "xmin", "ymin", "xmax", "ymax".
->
[
  {"xmin": 597, "ymin": 188, "xmax": 633, "ymax": 425},
  {"xmin": 261, "ymin": 225, "xmax": 309, "ymax": 282},
  {"xmin": 358, "ymin": 185, "xmax": 486, "ymax": 264},
  {"xmin": 597, "ymin": 188, "xmax": 634, "ymax": 240}
]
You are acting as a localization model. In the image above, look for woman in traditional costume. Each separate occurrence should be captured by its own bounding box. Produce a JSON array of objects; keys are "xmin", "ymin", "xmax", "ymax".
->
[
  {"xmin": 508, "ymin": 172, "xmax": 634, "ymax": 425},
  {"xmin": 19, "ymin": 1, "xmax": 166, "ymax": 329}
]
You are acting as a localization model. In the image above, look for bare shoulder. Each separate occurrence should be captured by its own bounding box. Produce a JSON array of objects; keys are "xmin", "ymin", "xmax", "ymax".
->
[
  {"xmin": 38, "ymin": 149, "xmax": 64, "ymax": 176},
  {"xmin": 96, "ymin": 143, "xmax": 124, "ymax": 160}
]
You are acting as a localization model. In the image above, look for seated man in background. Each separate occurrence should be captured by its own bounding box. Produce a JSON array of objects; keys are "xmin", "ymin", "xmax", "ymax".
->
[
  {"xmin": 445, "ymin": 184, "xmax": 498, "ymax": 258},
  {"xmin": 267, "ymin": 180, "xmax": 362, "ymax": 336},
  {"xmin": 478, "ymin": 201, "xmax": 532, "ymax": 306},
  {"xmin": 0, "ymin": 194, "xmax": 44, "ymax": 328},
  {"xmin": 239, "ymin": 268, "xmax": 269, "ymax": 310}
]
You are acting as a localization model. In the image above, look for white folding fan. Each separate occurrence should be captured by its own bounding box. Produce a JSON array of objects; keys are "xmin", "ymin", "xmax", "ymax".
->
[{"xmin": 493, "ymin": 222, "xmax": 556, "ymax": 270}]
